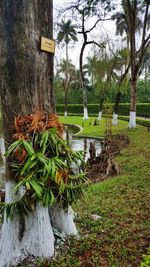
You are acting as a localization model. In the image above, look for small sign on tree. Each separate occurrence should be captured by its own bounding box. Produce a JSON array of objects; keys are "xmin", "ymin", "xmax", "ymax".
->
[{"xmin": 41, "ymin": 37, "xmax": 55, "ymax": 53}]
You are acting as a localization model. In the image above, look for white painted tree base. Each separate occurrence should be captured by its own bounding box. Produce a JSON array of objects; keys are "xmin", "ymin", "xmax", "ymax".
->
[
  {"xmin": 112, "ymin": 113, "xmax": 118, "ymax": 125},
  {"xmin": 64, "ymin": 111, "xmax": 68, "ymax": 117},
  {"xmin": 49, "ymin": 206, "xmax": 78, "ymax": 236},
  {"xmin": 22, "ymin": 203, "xmax": 55, "ymax": 258},
  {"xmin": 0, "ymin": 182, "xmax": 22, "ymax": 267},
  {"xmin": 0, "ymin": 183, "xmax": 78, "ymax": 266},
  {"xmin": 83, "ymin": 107, "xmax": 89, "ymax": 120},
  {"xmin": 129, "ymin": 111, "xmax": 136, "ymax": 128},
  {"xmin": 0, "ymin": 182, "xmax": 55, "ymax": 267},
  {"xmin": 97, "ymin": 111, "xmax": 102, "ymax": 121}
]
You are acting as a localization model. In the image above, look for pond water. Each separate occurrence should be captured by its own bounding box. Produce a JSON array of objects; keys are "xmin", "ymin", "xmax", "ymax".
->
[
  {"xmin": 0, "ymin": 124, "xmax": 102, "ymax": 188},
  {"xmin": 63, "ymin": 124, "xmax": 102, "ymax": 161}
]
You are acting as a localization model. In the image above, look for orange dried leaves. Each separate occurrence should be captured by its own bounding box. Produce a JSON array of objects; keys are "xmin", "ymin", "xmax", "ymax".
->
[{"xmin": 13, "ymin": 111, "xmax": 63, "ymax": 140}]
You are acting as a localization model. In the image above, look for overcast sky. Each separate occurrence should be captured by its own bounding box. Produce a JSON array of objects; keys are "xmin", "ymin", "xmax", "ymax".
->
[{"xmin": 53, "ymin": 0, "xmax": 122, "ymax": 68}]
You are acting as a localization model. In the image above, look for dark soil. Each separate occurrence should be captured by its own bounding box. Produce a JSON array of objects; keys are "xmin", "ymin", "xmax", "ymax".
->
[{"xmin": 86, "ymin": 134, "xmax": 129, "ymax": 183}]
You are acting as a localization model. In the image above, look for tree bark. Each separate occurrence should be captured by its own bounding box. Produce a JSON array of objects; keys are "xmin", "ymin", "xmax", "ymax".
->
[
  {"xmin": 64, "ymin": 89, "xmax": 68, "ymax": 117},
  {"xmin": 129, "ymin": 78, "xmax": 137, "ymax": 128},
  {"xmin": 97, "ymin": 98, "xmax": 104, "ymax": 121},
  {"xmin": 114, "ymin": 92, "xmax": 121, "ymax": 115},
  {"xmin": 79, "ymin": 40, "xmax": 89, "ymax": 120},
  {"xmin": 130, "ymin": 79, "xmax": 137, "ymax": 112},
  {"xmin": 0, "ymin": 1, "xmax": 56, "ymax": 265}
]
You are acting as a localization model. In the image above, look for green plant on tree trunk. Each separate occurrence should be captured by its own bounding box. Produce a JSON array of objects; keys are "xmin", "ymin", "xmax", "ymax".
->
[{"xmin": 0, "ymin": 127, "xmax": 88, "ymax": 220}]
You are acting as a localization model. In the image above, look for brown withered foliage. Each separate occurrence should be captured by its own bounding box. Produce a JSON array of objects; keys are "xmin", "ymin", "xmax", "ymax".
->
[
  {"xmin": 55, "ymin": 169, "xmax": 69, "ymax": 184},
  {"xmin": 12, "ymin": 110, "xmax": 63, "ymax": 162},
  {"xmin": 13, "ymin": 111, "xmax": 63, "ymax": 140}
]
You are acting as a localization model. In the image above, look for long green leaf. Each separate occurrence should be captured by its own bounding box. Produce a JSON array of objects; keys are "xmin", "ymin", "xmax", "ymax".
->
[
  {"xmin": 20, "ymin": 158, "xmax": 33, "ymax": 176},
  {"xmin": 22, "ymin": 141, "xmax": 35, "ymax": 155},
  {"xmin": 29, "ymin": 179, "xmax": 43, "ymax": 198},
  {"xmin": 5, "ymin": 140, "xmax": 22, "ymax": 157}
]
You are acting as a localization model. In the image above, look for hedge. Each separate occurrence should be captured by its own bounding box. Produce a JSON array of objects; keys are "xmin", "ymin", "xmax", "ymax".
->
[
  {"xmin": 56, "ymin": 103, "xmax": 150, "ymax": 117},
  {"xmin": 118, "ymin": 115, "xmax": 150, "ymax": 128}
]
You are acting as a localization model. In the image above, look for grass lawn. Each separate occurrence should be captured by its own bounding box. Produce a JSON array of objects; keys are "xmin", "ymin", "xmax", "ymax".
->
[
  {"xmin": 59, "ymin": 116, "xmax": 141, "ymax": 138},
  {"xmin": 49, "ymin": 116, "xmax": 150, "ymax": 267},
  {"xmin": 19, "ymin": 116, "xmax": 150, "ymax": 266}
]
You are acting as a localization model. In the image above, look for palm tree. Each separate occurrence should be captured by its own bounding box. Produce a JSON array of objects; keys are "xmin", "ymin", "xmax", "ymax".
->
[
  {"xmin": 112, "ymin": 0, "xmax": 150, "ymax": 128},
  {"xmin": 112, "ymin": 2, "xmax": 142, "ymax": 52},
  {"xmin": 57, "ymin": 19, "xmax": 78, "ymax": 63},
  {"xmin": 58, "ymin": 59, "xmax": 76, "ymax": 116},
  {"xmin": 57, "ymin": 19, "xmax": 78, "ymax": 116}
]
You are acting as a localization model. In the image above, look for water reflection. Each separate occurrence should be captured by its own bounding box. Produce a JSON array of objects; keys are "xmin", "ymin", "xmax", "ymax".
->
[{"xmin": 64, "ymin": 125, "xmax": 102, "ymax": 161}]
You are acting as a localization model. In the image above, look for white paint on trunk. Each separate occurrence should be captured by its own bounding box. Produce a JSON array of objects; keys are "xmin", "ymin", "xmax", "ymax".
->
[
  {"xmin": 83, "ymin": 107, "xmax": 89, "ymax": 120},
  {"xmin": 0, "ymin": 137, "xmax": 5, "ymax": 163},
  {"xmin": 0, "ymin": 182, "xmax": 55, "ymax": 267},
  {"xmin": 129, "ymin": 111, "xmax": 136, "ymax": 128},
  {"xmin": 112, "ymin": 113, "xmax": 118, "ymax": 125},
  {"xmin": 64, "ymin": 111, "xmax": 67, "ymax": 117},
  {"xmin": 22, "ymin": 203, "xmax": 55, "ymax": 258},
  {"xmin": 0, "ymin": 182, "xmax": 22, "ymax": 267},
  {"xmin": 97, "ymin": 111, "xmax": 102, "ymax": 121},
  {"xmin": 49, "ymin": 206, "xmax": 78, "ymax": 236}
]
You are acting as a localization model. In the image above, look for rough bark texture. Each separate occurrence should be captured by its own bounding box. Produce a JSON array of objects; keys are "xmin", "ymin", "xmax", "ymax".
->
[
  {"xmin": 0, "ymin": 0, "xmax": 55, "ymax": 147},
  {"xmin": 0, "ymin": 1, "xmax": 56, "ymax": 266},
  {"xmin": 0, "ymin": 3, "xmax": 78, "ymax": 265},
  {"xmin": 130, "ymin": 79, "xmax": 137, "ymax": 113},
  {"xmin": 114, "ymin": 92, "xmax": 121, "ymax": 114}
]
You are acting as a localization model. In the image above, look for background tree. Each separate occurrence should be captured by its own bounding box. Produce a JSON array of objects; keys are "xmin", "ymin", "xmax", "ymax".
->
[
  {"xmin": 60, "ymin": 0, "xmax": 114, "ymax": 119},
  {"xmin": 57, "ymin": 59, "xmax": 76, "ymax": 116},
  {"xmin": 115, "ymin": 0, "xmax": 150, "ymax": 128},
  {"xmin": 57, "ymin": 19, "xmax": 78, "ymax": 116}
]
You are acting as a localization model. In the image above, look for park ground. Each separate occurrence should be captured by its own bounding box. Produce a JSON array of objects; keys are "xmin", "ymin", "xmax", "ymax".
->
[{"xmin": 20, "ymin": 116, "xmax": 150, "ymax": 267}]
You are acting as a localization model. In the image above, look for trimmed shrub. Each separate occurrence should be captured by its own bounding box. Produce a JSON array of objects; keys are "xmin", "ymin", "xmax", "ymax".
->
[{"xmin": 56, "ymin": 103, "xmax": 150, "ymax": 118}]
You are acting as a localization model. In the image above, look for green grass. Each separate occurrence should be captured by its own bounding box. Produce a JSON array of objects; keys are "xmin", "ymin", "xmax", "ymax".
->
[
  {"xmin": 60, "ymin": 116, "xmax": 142, "ymax": 138},
  {"xmin": 18, "ymin": 116, "xmax": 150, "ymax": 266}
]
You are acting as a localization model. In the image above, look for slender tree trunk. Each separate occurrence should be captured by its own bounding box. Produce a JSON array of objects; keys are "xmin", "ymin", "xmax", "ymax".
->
[
  {"xmin": 80, "ymin": 40, "xmax": 89, "ymax": 120},
  {"xmin": 129, "ymin": 78, "xmax": 137, "ymax": 128},
  {"xmin": 112, "ymin": 92, "xmax": 121, "ymax": 125},
  {"xmin": 64, "ymin": 89, "xmax": 68, "ymax": 117},
  {"xmin": 98, "ymin": 98, "xmax": 104, "ymax": 121},
  {"xmin": 144, "ymin": 61, "xmax": 148, "ymax": 90},
  {"xmin": 0, "ymin": 1, "xmax": 77, "ymax": 266},
  {"xmin": 64, "ymin": 42, "xmax": 69, "ymax": 117}
]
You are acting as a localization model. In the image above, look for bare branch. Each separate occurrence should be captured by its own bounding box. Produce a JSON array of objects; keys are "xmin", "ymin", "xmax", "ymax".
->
[
  {"xmin": 141, "ymin": 3, "xmax": 149, "ymax": 47},
  {"xmin": 118, "ymin": 62, "xmax": 130, "ymax": 86},
  {"xmin": 86, "ymin": 41, "xmax": 104, "ymax": 48}
]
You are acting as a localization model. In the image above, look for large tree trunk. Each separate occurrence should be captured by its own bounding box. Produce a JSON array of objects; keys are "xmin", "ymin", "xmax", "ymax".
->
[
  {"xmin": 0, "ymin": 1, "xmax": 76, "ymax": 266},
  {"xmin": 129, "ymin": 79, "xmax": 137, "ymax": 128}
]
